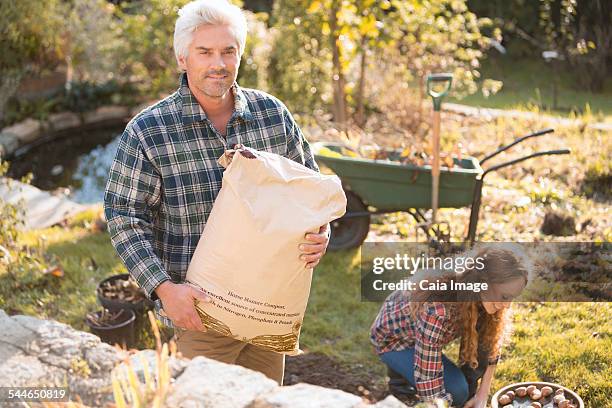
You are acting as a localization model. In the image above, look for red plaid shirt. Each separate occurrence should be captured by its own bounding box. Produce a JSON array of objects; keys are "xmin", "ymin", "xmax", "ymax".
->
[{"xmin": 370, "ymin": 290, "xmax": 461, "ymax": 404}]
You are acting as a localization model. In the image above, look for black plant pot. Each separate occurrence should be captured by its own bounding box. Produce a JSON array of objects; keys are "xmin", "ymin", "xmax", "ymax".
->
[
  {"xmin": 97, "ymin": 273, "xmax": 154, "ymax": 313},
  {"xmin": 85, "ymin": 309, "xmax": 136, "ymax": 348}
]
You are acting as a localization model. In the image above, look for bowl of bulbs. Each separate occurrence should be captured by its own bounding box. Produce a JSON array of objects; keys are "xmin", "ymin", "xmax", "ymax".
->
[{"xmin": 491, "ymin": 382, "xmax": 584, "ymax": 408}]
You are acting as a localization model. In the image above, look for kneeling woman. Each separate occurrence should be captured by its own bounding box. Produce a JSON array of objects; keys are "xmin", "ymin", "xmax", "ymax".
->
[{"xmin": 370, "ymin": 246, "xmax": 529, "ymax": 407}]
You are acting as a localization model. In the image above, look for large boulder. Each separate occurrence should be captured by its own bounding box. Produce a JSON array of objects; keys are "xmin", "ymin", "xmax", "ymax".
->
[{"xmin": 0, "ymin": 310, "xmax": 408, "ymax": 407}]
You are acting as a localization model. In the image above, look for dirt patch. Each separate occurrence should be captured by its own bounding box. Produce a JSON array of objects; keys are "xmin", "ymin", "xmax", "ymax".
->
[
  {"xmin": 285, "ymin": 352, "xmax": 417, "ymax": 405},
  {"xmin": 540, "ymin": 211, "xmax": 576, "ymax": 236}
]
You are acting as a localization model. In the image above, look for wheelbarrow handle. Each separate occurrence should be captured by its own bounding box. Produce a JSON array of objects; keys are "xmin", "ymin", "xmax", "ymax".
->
[
  {"xmin": 426, "ymin": 73, "xmax": 453, "ymax": 111},
  {"xmin": 481, "ymin": 149, "xmax": 571, "ymax": 179},
  {"xmin": 480, "ymin": 128, "xmax": 555, "ymax": 165},
  {"xmin": 467, "ymin": 147, "xmax": 570, "ymax": 243}
]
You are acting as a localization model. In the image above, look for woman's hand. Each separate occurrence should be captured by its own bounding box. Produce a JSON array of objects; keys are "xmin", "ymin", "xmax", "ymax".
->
[
  {"xmin": 464, "ymin": 363, "xmax": 496, "ymax": 408},
  {"xmin": 463, "ymin": 392, "xmax": 488, "ymax": 408}
]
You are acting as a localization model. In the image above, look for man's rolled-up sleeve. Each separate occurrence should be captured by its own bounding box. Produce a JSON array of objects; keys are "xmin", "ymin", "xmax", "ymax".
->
[{"xmin": 103, "ymin": 127, "xmax": 169, "ymax": 301}]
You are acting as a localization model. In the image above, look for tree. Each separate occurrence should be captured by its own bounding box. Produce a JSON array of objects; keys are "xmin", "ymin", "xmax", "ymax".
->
[
  {"xmin": 269, "ymin": 0, "xmax": 389, "ymax": 129},
  {"xmin": 0, "ymin": 0, "xmax": 65, "ymax": 121},
  {"xmin": 353, "ymin": 0, "xmax": 390, "ymax": 127},
  {"xmin": 327, "ymin": 0, "xmax": 349, "ymax": 128},
  {"xmin": 540, "ymin": 0, "xmax": 610, "ymax": 93},
  {"xmin": 64, "ymin": 0, "xmax": 119, "ymax": 84},
  {"xmin": 469, "ymin": 0, "xmax": 610, "ymax": 93},
  {"xmin": 387, "ymin": 0, "xmax": 499, "ymax": 116},
  {"xmin": 267, "ymin": 0, "xmax": 334, "ymax": 116},
  {"xmin": 110, "ymin": 0, "xmax": 268, "ymax": 97},
  {"xmin": 303, "ymin": 0, "xmax": 393, "ymax": 129},
  {"xmin": 110, "ymin": 0, "xmax": 188, "ymax": 97},
  {"xmin": 268, "ymin": 1, "xmax": 496, "ymax": 127}
]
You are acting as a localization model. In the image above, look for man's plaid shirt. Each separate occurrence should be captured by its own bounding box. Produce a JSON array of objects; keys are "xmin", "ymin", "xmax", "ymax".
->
[
  {"xmin": 103, "ymin": 73, "xmax": 318, "ymax": 327},
  {"xmin": 370, "ymin": 290, "xmax": 461, "ymax": 404}
]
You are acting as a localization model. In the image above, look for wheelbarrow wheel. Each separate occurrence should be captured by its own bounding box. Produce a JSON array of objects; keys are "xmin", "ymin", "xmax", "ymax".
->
[{"xmin": 328, "ymin": 191, "xmax": 370, "ymax": 251}]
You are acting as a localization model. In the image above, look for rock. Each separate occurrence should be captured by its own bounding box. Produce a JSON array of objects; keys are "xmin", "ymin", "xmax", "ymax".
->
[
  {"xmin": 0, "ymin": 311, "xmax": 401, "ymax": 407},
  {"xmin": 250, "ymin": 383, "xmax": 364, "ymax": 408},
  {"xmin": 33, "ymin": 319, "xmax": 102, "ymax": 370},
  {"xmin": 371, "ymin": 395, "xmax": 408, "ymax": 407},
  {"xmin": 0, "ymin": 309, "xmax": 38, "ymax": 351},
  {"xmin": 0, "ymin": 311, "xmax": 128, "ymax": 406},
  {"xmin": 2, "ymin": 118, "xmax": 41, "ymax": 144},
  {"xmin": 0, "ymin": 354, "xmax": 65, "ymax": 387},
  {"xmin": 83, "ymin": 106, "xmax": 130, "ymax": 125},
  {"xmin": 541, "ymin": 211, "xmax": 576, "ymax": 236},
  {"xmin": 67, "ymin": 376, "xmax": 116, "ymax": 407},
  {"xmin": 0, "ymin": 132, "xmax": 19, "ymax": 157},
  {"xmin": 165, "ymin": 356, "xmax": 278, "ymax": 408},
  {"xmin": 0, "ymin": 176, "xmax": 89, "ymax": 231},
  {"xmin": 84, "ymin": 342, "xmax": 126, "ymax": 374},
  {"xmin": 48, "ymin": 111, "xmax": 81, "ymax": 132},
  {"xmin": 0, "ymin": 342, "xmax": 22, "ymax": 363},
  {"xmin": 12, "ymin": 314, "xmax": 48, "ymax": 332}
]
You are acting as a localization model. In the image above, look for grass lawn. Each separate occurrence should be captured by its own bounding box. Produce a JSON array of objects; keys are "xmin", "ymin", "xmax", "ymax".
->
[
  {"xmin": 449, "ymin": 57, "xmax": 612, "ymax": 119},
  {"xmin": 0, "ymin": 209, "xmax": 160, "ymax": 348},
  {"xmin": 305, "ymin": 250, "xmax": 612, "ymax": 407},
  {"xmin": 1, "ymin": 108, "xmax": 610, "ymax": 406},
  {"xmin": 1, "ymin": 209, "xmax": 610, "ymax": 406}
]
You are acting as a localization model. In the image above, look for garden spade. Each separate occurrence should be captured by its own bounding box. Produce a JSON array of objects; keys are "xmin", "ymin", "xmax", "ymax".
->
[{"xmin": 425, "ymin": 73, "xmax": 452, "ymax": 236}]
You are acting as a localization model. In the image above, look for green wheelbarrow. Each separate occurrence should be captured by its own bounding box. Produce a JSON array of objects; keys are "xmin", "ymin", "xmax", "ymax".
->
[{"xmin": 312, "ymin": 128, "xmax": 570, "ymax": 250}]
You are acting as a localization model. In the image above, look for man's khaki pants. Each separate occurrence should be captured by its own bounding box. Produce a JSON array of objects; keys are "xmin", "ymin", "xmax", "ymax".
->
[{"xmin": 174, "ymin": 328, "xmax": 285, "ymax": 385}]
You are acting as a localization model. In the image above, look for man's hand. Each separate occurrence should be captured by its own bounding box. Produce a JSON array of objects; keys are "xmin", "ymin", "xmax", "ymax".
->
[
  {"xmin": 155, "ymin": 281, "xmax": 210, "ymax": 331},
  {"xmin": 299, "ymin": 224, "xmax": 330, "ymax": 269}
]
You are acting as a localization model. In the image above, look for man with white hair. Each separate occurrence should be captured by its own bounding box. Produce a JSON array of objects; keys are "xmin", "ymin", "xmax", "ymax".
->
[{"xmin": 104, "ymin": 0, "xmax": 329, "ymax": 384}]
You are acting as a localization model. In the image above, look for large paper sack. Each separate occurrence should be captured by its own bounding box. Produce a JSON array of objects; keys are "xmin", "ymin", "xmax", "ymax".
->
[{"xmin": 186, "ymin": 148, "xmax": 346, "ymax": 355}]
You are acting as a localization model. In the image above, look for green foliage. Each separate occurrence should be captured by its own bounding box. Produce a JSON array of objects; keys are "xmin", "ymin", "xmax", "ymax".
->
[
  {"xmin": 581, "ymin": 156, "xmax": 611, "ymax": 199},
  {"xmin": 469, "ymin": 0, "xmax": 610, "ymax": 93},
  {"xmin": 64, "ymin": 0, "xmax": 121, "ymax": 84},
  {"xmin": 447, "ymin": 57, "xmax": 612, "ymax": 117},
  {"xmin": 110, "ymin": 0, "xmax": 188, "ymax": 97},
  {"xmin": 495, "ymin": 303, "xmax": 612, "ymax": 408},
  {"xmin": 267, "ymin": 0, "xmax": 334, "ymax": 114},
  {"xmin": 237, "ymin": 12, "xmax": 272, "ymax": 90},
  {"xmin": 0, "ymin": 163, "xmax": 60, "ymax": 298},
  {"xmin": 386, "ymin": 0, "xmax": 499, "ymax": 98},
  {"xmin": 107, "ymin": 0, "xmax": 267, "ymax": 96},
  {"xmin": 61, "ymin": 81, "xmax": 137, "ymax": 113},
  {"xmin": 1, "ymin": 81, "xmax": 137, "ymax": 128},
  {"xmin": 0, "ymin": 0, "xmax": 65, "ymax": 72},
  {"xmin": 0, "ymin": 205, "xmax": 161, "ymax": 349},
  {"xmin": 0, "ymin": 162, "xmax": 23, "ymax": 247},
  {"xmin": 268, "ymin": 0, "xmax": 498, "ymax": 117},
  {"xmin": 1, "ymin": 98, "xmax": 60, "ymax": 127},
  {"xmin": 0, "ymin": 0, "xmax": 66, "ymax": 120}
]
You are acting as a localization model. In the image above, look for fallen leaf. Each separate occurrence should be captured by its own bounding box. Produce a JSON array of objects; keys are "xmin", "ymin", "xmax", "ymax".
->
[{"xmin": 43, "ymin": 265, "xmax": 64, "ymax": 278}]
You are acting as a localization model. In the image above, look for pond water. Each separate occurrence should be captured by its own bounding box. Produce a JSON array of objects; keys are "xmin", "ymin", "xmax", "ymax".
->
[{"xmin": 7, "ymin": 126, "xmax": 123, "ymax": 204}]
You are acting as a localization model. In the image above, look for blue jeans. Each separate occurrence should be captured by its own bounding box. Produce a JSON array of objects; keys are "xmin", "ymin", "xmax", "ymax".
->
[{"xmin": 380, "ymin": 348, "xmax": 473, "ymax": 407}]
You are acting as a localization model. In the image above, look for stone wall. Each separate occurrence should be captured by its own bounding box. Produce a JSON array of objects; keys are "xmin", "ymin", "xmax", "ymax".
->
[
  {"xmin": 0, "ymin": 105, "xmax": 147, "ymax": 159},
  {"xmin": 0, "ymin": 310, "xmax": 407, "ymax": 407}
]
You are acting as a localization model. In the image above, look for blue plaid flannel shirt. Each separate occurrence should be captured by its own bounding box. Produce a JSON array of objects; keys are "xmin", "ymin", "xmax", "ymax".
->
[{"xmin": 103, "ymin": 73, "xmax": 319, "ymax": 328}]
